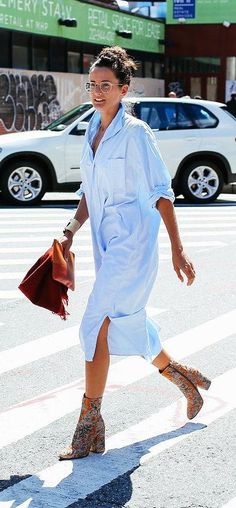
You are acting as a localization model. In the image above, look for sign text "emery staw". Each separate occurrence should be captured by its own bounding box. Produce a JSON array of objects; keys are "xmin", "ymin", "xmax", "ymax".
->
[{"xmin": 0, "ymin": 0, "xmax": 72, "ymax": 18}]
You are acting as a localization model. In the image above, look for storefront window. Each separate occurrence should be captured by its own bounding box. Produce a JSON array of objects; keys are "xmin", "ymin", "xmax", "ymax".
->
[
  {"xmin": 68, "ymin": 51, "xmax": 81, "ymax": 73},
  {"xmin": 207, "ymin": 77, "xmax": 217, "ymax": 101},
  {"xmin": 144, "ymin": 61, "xmax": 153, "ymax": 78},
  {"xmin": 0, "ymin": 31, "xmax": 11, "ymax": 68},
  {"xmin": 193, "ymin": 57, "xmax": 220, "ymax": 74},
  {"xmin": 134, "ymin": 61, "xmax": 143, "ymax": 77},
  {"xmin": 154, "ymin": 62, "xmax": 162, "ymax": 79},
  {"xmin": 190, "ymin": 77, "xmax": 201, "ymax": 98},
  {"xmin": 32, "ymin": 37, "xmax": 48, "ymax": 71},
  {"xmin": 12, "ymin": 33, "xmax": 30, "ymax": 69},
  {"xmin": 226, "ymin": 57, "xmax": 236, "ymax": 80},
  {"xmin": 50, "ymin": 39, "xmax": 66, "ymax": 72},
  {"xmin": 83, "ymin": 54, "xmax": 94, "ymax": 74}
]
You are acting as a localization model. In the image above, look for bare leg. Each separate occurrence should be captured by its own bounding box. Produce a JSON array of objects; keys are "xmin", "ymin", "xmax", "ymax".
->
[
  {"xmin": 59, "ymin": 317, "xmax": 110, "ymax": 460},
  {"xmin": 152, "ymin": 348, "xmax": 171, "ymax": 371},
  {"xmin": 85, "ymin": 317, "xmax": 110, "ymax": 398}
]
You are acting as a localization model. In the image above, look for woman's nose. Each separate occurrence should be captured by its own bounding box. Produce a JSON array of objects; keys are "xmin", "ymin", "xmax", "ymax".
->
[{"xmin": 94, "ymin": 84, "xmax": 103, "ymax": 94}]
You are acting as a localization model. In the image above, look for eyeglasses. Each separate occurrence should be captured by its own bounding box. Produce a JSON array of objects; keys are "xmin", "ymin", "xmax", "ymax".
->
[{"xmin": 85, "ymin": 82, "xmax": 124, "ymax": 94}]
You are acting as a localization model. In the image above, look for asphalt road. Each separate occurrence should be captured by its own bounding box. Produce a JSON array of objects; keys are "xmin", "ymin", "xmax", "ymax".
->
[{"xmin": 0, "ymin": 193, "xmax": 235, "ymax": 508}]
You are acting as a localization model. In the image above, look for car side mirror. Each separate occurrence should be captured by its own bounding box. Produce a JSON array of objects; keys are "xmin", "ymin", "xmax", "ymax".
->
[{"xmin": 76, "ymin": 121, "xmax": 88, "ymax": 135}]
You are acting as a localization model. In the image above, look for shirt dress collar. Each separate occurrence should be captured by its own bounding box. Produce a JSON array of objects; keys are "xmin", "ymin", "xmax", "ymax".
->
[{"xmin": 88, "ymin": 102, "xmax": 126, "ymax": 149}]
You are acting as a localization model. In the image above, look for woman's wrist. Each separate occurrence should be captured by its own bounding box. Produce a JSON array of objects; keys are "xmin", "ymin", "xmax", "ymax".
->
[
  {"xmin": 63, "ymin": 218, "xmax": 81, "ymax": 236},
  {"xmin": 171, "ymin": 242, "xmax": 183, "ymax": 253}
]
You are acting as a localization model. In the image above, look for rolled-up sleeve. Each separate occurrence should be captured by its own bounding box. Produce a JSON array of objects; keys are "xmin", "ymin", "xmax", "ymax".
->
[
  {"xmin": 76, "ymin": 182, "xmax": 84, "ymax": 199},
  {"xmin": 136, "ymin": 124, "xmax": 175, "ymax": 207}
]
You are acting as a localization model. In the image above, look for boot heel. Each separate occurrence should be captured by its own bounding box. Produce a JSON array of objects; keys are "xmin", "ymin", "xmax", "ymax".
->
[
  {"xmin": 90, "ymin": 432, "xmax": 105, "ymax": 453},
  {"xmin": 195, "ymin": 374, "xmax": 211, "ymax": 391}
]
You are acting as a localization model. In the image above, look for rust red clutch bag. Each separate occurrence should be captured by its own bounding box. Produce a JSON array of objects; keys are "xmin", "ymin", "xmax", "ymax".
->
[{"xmin": 18, "ymin": 239, "xmax": 75, "ymax": 319}]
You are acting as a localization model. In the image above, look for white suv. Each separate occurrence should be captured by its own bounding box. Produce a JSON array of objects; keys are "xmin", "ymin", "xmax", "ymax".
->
[{"xmin": 0, "ymin": 97, "xmax": 236, "ymax": 205}]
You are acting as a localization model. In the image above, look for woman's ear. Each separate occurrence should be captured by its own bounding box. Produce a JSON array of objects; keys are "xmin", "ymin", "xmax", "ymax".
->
[{"xmin": 121, "ymin": 84, "xmax": 129, "ymax": 97}]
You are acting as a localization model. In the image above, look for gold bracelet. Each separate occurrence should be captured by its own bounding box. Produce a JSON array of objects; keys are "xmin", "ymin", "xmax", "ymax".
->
[{"xmin": 63, "ymin": 218, "xmax": 81, "ymax": 236}]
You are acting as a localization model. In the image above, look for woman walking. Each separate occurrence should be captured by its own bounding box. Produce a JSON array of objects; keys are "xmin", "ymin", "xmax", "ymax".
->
[{"xmin": 59, "ymin": 46, "xmax": 211, "ymax": 460}]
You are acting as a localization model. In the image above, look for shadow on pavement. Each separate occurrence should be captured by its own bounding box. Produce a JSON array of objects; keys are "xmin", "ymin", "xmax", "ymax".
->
[{"xmin": 0, "ymin": 421, "xmax": 206, "ymax": 507}]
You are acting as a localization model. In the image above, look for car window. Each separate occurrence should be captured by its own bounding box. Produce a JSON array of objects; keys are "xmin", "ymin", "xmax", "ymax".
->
[
  {"xmin": 69, "ymin": 112, "xmax": 94, "ymax": 136},
  {"xmin": 133, "ymin": 101, "xmax": 220, "ymax": 131},
  {"xmin": 134, "ymin": 102, "xmax": 174, "ymax": 130},
  {"xmin": 134, "ymin": 101, "xmax": 197, "ymax": 130},
  {"xmin": 187, "ymin": 104, "xmax": 218, "ymax": 128},
  {"xmin": 44, "ymin": 103, "xmax": 93, "ymax": 131},
  {"xmin": 175, "ymin": 104, "xmax": 195, "ymax": 129}
]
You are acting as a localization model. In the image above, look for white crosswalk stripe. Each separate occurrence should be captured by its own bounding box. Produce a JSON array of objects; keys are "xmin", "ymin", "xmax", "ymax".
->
[{"xmin": 220, "ymin": 499, "xmax": 236, "ymax": 508}]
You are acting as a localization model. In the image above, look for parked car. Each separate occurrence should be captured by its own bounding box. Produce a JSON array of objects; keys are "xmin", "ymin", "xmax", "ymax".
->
[{"xmin": 0, "ymin": 97, "xmax": 236, "ymax": 205}]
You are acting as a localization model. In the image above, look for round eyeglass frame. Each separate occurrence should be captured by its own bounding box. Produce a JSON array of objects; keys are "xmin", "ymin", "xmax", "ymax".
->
[{"xmin": 85, "ymin": 82, "xmax": 124, "ymax": 93}]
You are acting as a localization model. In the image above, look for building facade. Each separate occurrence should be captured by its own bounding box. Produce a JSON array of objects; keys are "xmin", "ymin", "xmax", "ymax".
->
[
  {"xmin": 0, "ymin": 0, "xmax": 165, "ymax": 134},
  {"xmin": 166, "ymin": 0, "xmax": 236, "ymax": 102}
]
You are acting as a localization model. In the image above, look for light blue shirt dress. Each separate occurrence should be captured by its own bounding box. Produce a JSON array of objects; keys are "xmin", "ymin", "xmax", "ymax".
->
[{"xmin": 77, "ymin": 102, "xmax": 175, "ymax": 362}]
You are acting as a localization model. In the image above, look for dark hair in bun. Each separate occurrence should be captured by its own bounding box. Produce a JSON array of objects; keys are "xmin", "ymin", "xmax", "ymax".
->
[{"xmin": 90, "ymin": 46, "xmax": 137, "ymax": 85}]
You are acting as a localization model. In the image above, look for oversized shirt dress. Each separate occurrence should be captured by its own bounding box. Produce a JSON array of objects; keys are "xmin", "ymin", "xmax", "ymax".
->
[{"xmin": 77, "ymin": 102, "xmax": 175, "ymax": 362}]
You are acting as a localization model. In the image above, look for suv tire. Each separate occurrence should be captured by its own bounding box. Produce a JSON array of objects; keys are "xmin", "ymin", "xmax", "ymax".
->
[
  {"xmin": 181, "ymin": 159, "xmax": 224, "ymax": 204},
  {"xmin": 0, "ymin": 159, "xmax": 48, "ymax": 205}
]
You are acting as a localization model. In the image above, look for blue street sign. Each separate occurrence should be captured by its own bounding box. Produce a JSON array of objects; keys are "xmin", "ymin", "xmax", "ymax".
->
[{"xmin": 173, "ymin": 0, "xmax": 195, "ymax": 19}]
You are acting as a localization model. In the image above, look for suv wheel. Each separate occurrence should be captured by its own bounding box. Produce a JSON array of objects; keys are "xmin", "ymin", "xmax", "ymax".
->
[
  {"xmin": 0, "ymin": 160, "xmax": 48, "ymax": 205},
  {"xmin": 181, "ymin": 160, "xmax": 224, "ymax": 204}
]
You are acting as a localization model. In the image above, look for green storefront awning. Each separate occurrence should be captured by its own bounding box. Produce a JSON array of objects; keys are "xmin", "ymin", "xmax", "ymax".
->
[{"xmin": 0, "ymin": 0, "xmax": 164, "ymax": 53}]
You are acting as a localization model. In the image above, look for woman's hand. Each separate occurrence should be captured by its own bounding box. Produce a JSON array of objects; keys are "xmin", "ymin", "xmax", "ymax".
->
[
  {"xmin": 59, "ymin": 231, "xmax": 73, "ymax": 261},
  {"xmin": 172, "ymin": 248, "xmax": 196, "ymax": 286}
]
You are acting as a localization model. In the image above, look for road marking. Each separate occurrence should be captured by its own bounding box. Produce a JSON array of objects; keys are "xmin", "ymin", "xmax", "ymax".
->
[
  {"xmin": 0, "ymin": 257, "xmax": 95, "ymax": 265},
  {"xmin": 0, "ymin": 231, "xmax": 234, "ymax": 243},
  {"xmin": 220, "ymin": 499, "xmax": 236, "ymax": 507},
  {"xmin": 0, "ymin": 236, "xmax": 91, "ymax": 243},
  {"xmin": 0, "ymin": 228, "xmax": 92, "ymax": 234},
  {"xmin": 161, "ymin": 230, "xmax": 236, "ymax": 237},
  {"xmin": 0, "ymin": 290, "xmax": 23, "ymax": 299},
  {"xmin": 0, "ymin": 309, "xmax": 235, "ymax": 448},
  {"xmin": 175, "ymin": 208, "xmax": 236, "ymax": 213},
  {"xmin": 0, "ymin": 246, "xmax": 93, "ymax": 253},
  {"xmin": 162, "ymin": 222, "xmax": 236, "ymax": 229},
  {"xmin": 0, "ymin": 220, "xmax": 89, "ymax": 225},
  {"xmin": 0, "ymin": 241, "xmax": 225, "ymax": 254},
  {"xmin": 0, "ymin": 255, "xmax": 172, "ymax": 267},
  {"xmin": 0, "ymin": 368, "xmax": 234, "ymax": 507},
  {"xmin": 146, "ymin": 306, "xmax": 166, "ymax": 317},
  {"xmin": 0, "ymin": 290, "xmax": 24, "ymax": 299},
  {"xmin": 0, "ymin": 270, "xmax": 96, "ymax": 280},
  {"xmin": 0, "ymin": 210, "xmax": 77, "ymax": 216},
  {"xmin": 1, "ymin": 222, "xmax": 236, "ymax": 233},
  {"xmin": 176, "ymin": 215, "xmax": 236, "ymax": 221}
]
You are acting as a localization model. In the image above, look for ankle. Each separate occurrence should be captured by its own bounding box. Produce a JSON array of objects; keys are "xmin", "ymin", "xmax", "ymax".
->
[{"xmin": 85, "ymin": 392, "xmax": 103, "ymax": 400}]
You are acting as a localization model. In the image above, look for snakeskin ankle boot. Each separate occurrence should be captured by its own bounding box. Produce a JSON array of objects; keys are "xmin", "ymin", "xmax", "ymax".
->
[
  {"xmin": 160, "ymin": 360, "xmax": 211, "ymax": 420},
  {"xmin": 59, "ymin": 393, "xmax": 105, "ymax": 460}
]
